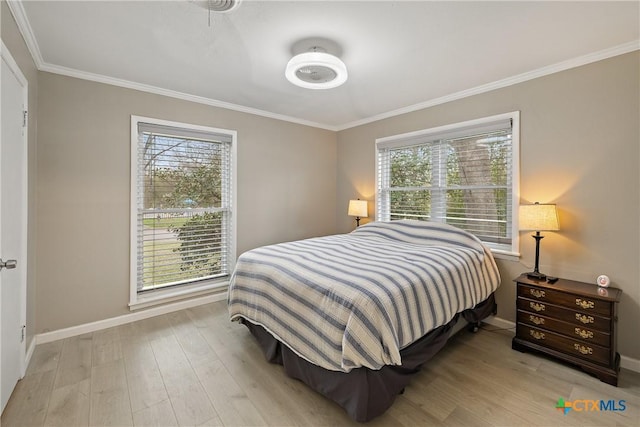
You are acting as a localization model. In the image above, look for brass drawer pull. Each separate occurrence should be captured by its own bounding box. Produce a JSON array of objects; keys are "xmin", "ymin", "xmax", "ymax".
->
[
  {"xmin": 574, "ymin": 344, "xmax": 593, "ymax": 355},
  {"xmin": 575, "ymin": 313, "xmax": 594, "ymax": 324},
  {"xmin": 530, "ymin": 330, "xmax": 545, "ymax": 340},
  {"xmin": 574, "ymin": 328, "xmax": 594, "ymax": 339},
  {"xmin": 529, "ymin": 302, "xmax": 545, "ymax": 312},
  {"xmin": 576, "ymin": 298, "xmax": 595, "ymax": 310},
  {"xmin": 530, "ymin": 289, "xmax": 545, "ymax": 298},
  {"xmin": 529, "ymin": 315, "xmax": 545, "ymax": 325}
]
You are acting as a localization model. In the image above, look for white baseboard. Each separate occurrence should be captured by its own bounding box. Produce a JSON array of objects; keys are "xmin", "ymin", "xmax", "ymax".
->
[
  {"xmin": 482, "ymin": 315, "xmax": 516, "ymax": 331},
  {"xmin": 32, "ymin": 304, "xmax": 640, "ymax": 375},
  {"xmin": 483, "ymin": 315, "xmax": 640, "ymax": 374},
  {"xmin": 620, "ymin": 355, "xmax": 640, "ymax": 373},
  {"xmin": 22, "ymin": 336, "xmax": 36, "ymax": 377},
  {"xmin": 36, "ymin": 291, "xmax": 227, "ymax": 345}
]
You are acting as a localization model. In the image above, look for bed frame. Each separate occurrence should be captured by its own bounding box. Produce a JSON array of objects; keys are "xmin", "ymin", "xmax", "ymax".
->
[{"xmin": 240, "ymin": 293, "xmax": 497, "ymax": 422}]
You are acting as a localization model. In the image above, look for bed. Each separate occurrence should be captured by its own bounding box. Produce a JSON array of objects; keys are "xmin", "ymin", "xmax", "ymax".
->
[{"xmin": 228, "ymin": 219, "xmax": 501, "ymax": 421}]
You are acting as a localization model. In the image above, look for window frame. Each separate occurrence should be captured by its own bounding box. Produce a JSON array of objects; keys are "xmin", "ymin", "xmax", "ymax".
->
[
  {"xmin": 375, "ymin": 111, "xmax": 520, "ymax": 259},
  {"xmin": 129, "ymin": 115, "xmax": 237, "ymax": 309}
]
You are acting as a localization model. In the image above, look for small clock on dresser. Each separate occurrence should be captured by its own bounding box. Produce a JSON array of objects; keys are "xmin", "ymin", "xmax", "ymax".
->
[{"xmin": 511, "ymin": 274, "xmax": 622, "ymax": 386}]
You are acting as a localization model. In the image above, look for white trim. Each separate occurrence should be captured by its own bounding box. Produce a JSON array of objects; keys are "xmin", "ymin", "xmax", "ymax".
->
[
  {"xmin": 620, "ymin": 355, "xmax": 640, "ymax": 374},
  {"xmin": 490, "ymin": 250, "xmax": 520, "ymax": 263},
  {"xmin": 484, "ymin": 316, "xmax": 640, "ymax": 374},
  {"xmin": 24, "ymin": 337, "xmax": 36, "ymax": 373},
  {"xmin": 337, "ymin": 40, "xmax": 640, "ymax": 131},
  {"xmin": 6, "ymin": 0, "xmax": 335, "ymax": 130},
  {"xmin": 129, "ymin": 281, "xmax": 228, "ymax": 311},
  {"xmin": 375, "ymin": 113, "xmax": 514, "ymax": 148},
  {"xmin": 46, "ymin": 63, "xmax": 338, "ymax": 131},
  {"xmin": 5, "ymin": 0, "xmax": 637, "ymax": 132},
  {"xmin": 130, "ymin": 115, "xmax": 237, "ymax": 309},
  {"xmin": 1, "ymin": 40, "xmax": 30, "ymax": 381},
  {"xmin": 5, "ymin": 0, "xmax": 45, "ymax": 69},
  {"xmin": 375, "ymin": 111, "xmax": 520, "ymax": 254},
  {"xmin": 36, "ymin": 291, "xmax": 228, "ymax": 345},
  {"xmin": 482, "ymin": 315, "xmax": 516, "ymax": 331}
]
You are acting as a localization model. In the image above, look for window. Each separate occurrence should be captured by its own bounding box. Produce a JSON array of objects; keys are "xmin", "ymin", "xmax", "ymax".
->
[
  {"xmin": 376, "ymin": 112, "xmax": 519, "ymax": 255},
  {"xmin": 130, "ymin": 116, "xmax": 236, "ymax": 307}
]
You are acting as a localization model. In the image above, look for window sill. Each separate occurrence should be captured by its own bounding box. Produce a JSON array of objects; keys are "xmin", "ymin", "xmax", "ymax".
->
[
  {"xmin": 129, "ymin": 279, "xmax": 228, "ymax": 311},
  {"xmin": 490, "ymin": 249, "xmax": 520, "ymax": 262}
]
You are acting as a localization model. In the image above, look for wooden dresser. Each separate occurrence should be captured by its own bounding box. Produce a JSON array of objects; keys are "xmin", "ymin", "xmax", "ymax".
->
[{"xmin": 512, "ymin": 274, "xmax": 621, "ymax": 386}]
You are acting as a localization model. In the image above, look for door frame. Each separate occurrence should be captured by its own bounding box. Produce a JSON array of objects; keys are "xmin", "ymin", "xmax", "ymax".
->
[{"xmin": 1, "ymin": 39, "xmax": 29, "ymax": 385}]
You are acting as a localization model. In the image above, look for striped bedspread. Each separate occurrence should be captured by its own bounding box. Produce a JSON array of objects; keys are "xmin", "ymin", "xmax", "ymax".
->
[{"xmin": 228, "ymin": 220, "xmax": 500, "ymax": 372}]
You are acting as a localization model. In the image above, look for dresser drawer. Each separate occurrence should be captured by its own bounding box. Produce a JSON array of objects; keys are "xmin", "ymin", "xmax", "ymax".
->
[
  {"xmin": 513, "ymin": 275, "xmax": 621, "ymax": 386},
  {"xmin": 517, "ymin": 284, "xmax": 612, "ymax": 316},
  {"xmin": 517, "ymin": 324, "xmax": 610, "ymax": 365},
  {"xmin": 517, "ymin": 297, "xmax": 611, "ymax": 332},
  {"xmin": 517, "ymin": 310, "xmax": 611, "ymax": 347}
]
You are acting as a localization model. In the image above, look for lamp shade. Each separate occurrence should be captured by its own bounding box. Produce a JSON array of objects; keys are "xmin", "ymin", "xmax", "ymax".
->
[
  {"xmin": 348, "ymin": 199, "xmax": 368, "ymax": 218},
  {"xmin": 519, "ymin": 203, "xmax": 559, "ymax": 231}
]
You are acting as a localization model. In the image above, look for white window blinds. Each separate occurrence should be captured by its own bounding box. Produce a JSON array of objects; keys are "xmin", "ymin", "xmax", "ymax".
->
[
  {"xmin": 133, "ymin": 119, "xmax": 234, "ymax": 294},
  {"xmin": 376, "ymin": 112, "xmax": 519, "ymax": 253}
]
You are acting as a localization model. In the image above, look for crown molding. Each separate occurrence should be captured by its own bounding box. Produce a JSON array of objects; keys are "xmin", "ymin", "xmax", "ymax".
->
[
  {"xmin": 38, "ymin": 62, "xmax": 338, "ymax": 131},
  {"xmin": 7, "ymin": 0, "xmax": 638, "ymax": 133},
  {"xmin": 335, "ymin": 40, "xmax": 640, "ymax": 131},
  {"xmin": 5, "ymin": 0, "xmax": 338, "ymax": 131},
  {"xmin": 6, "ymin": 0, "xmax": 45, "ymax": 69}
]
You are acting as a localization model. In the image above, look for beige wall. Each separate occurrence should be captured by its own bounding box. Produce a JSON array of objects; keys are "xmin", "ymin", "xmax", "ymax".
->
[
  {"xmin": 4, "ymin": 0, "xmax": 640, "ymax": 363},
  {"xmin": 336, "ymin": 52, "xmax": 640, "ymax": 360},
  {"xmin": 2, "ymin": 0, "xmax": 39, "ymax": 347},
  {"xmin": 35, "ymin": 72, "xmax": 336, "ymax": 333}
]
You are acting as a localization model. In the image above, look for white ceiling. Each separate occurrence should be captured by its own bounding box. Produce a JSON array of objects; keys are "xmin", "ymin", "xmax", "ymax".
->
[{"xmin": 11, "ymin": 0, "xmax": 640, "ymax": 130}]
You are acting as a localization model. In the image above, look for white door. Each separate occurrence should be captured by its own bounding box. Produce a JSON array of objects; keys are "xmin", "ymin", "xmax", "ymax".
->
[{"xmin": 0, "ymin": 42, "xmax": 28, "ymax": 414}]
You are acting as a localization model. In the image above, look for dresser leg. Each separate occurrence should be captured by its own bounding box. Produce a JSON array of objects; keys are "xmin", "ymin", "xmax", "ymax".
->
[
  {"xmin": 511, "ymin": 338, "xmax": 527, "ymax": 352},
  {"xmin": 580, "ymin": 353, "xmax": 620, "ymax": 387},
  {"xmin": 580, "ymin": 365, "xmax": 619, "ymax": 386}
]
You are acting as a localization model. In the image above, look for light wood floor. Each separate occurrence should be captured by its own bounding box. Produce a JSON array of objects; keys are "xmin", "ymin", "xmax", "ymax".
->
[{"xmin": 2, "ymin": 300, "xmax": 639, "ymax": 426}]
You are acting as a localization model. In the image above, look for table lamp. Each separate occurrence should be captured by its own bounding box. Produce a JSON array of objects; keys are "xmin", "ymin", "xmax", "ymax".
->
[
  {"xmin": 519, "ymin": 202, "xmax": 559, "ymax": 280},
  {"xmin": 348, "ymin": 199, "xmax": 368, "ymax": 227}
]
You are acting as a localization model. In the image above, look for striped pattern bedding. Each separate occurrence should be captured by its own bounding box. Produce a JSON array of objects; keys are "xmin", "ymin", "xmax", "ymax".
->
[{"xmin": 228, "ymin": 220, "xmax": 500, "ymax": 372}]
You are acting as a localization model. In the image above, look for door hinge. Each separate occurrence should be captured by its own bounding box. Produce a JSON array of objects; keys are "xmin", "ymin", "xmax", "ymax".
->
[
  {"xmin": 23, "ymin": 110, "xmax": 28, "ymax": 127},
  {"xmin": 21, "ymin": 325, "xmax": 26, "ymax": 343}
]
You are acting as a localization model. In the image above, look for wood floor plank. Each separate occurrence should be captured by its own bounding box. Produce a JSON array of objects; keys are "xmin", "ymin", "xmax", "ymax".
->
[
  {"xmin": 149, "ymin": 335, "xmax": 200, "ymax": 394},
  {"xmin": 167, "ymin": 310, "xmax": 219, "ymax": 368},
  {"xmin": 121, "ymin": 338, "xmax": 169, "ymax": 413},
  {"xmin": 0, "ymin": 370, "xmax": 55, "ymax": 427},
  {"xmin": 25, "ymin": 340, "xmax": 63, "ymax": 376},
  {"xmin": 198, "ymin": 324, "xmax": 308, "ymax": 426},
  {"xmin": 89, "ymin": 359, "xmax": 133, "ymax": 426},
  {"xmin": 136, "ymin": 315, "xmax": 174, "ymax": 341},
  {"xmin": 165, "ymin": 380, "xmax": 218, "ymax": 426},
  {"xmin": 384, "ymin": 396, "xmax": 446, "ymax": 427},
  {"xmin": 442, "ymin": 406, "xmax": 493, "ymax": 427},
  {"xmin": 91, "ymin": 327, "xmax": 122, "ymax": 367},
  {"xmin": 44, "ymin": 379, "xmax": 91, "ymax": 427},
  {"xmin": 149, "ymin": 334, "xmax": 217, "ymax": 425},
  {"xmin": 5, "ymin": 301, "xmax": 640, "ymax": 427},
  {"xmin": 132, "ymin": 399, "xmax": 178, "ymax": 427},
  {"xmin": 53, "ymin": 333, "xmax": 93, "ymax": 390},
  {"xmin": 402, "ymin": 373, "xmax": 459, "ymax": 422},
  {"xmin": 194, "ymin": 358, "xmax": 266, "ymax": 426}
]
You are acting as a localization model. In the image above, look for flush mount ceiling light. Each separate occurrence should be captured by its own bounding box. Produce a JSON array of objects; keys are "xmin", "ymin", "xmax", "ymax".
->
[
  {"xmin": 285, "ymin": 47, "xmax": 348, "ymax": 90},
  {"xmin": 190, "ymin": 0, "xmax": 242, "ymax": 13}
]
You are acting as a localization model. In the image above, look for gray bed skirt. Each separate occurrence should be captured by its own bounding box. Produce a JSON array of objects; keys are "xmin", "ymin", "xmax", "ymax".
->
[{"xmin": 240, "ymin": 293, "xmax": 497, "ymax": 422}]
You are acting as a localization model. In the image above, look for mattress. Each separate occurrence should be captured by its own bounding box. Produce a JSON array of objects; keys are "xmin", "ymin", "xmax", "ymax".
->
[{"xmin": 228, "ymin": 219, "xmax": 501, "ymax": 372}]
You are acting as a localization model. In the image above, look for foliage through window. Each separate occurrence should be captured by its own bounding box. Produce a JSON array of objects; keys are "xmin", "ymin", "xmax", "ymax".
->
[
  {"xmin": 131, "ymin": 117, "xmax": 235, "ymax": 298},
  {"xmin": 376, "ymin": 112, "xmax": 519, "ymax": 254}
]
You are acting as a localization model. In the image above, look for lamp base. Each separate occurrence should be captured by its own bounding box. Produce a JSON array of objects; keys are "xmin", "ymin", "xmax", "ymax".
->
[{"xmin": 526, "ymin": 271, "xmax": 547, "ymax": 281}]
